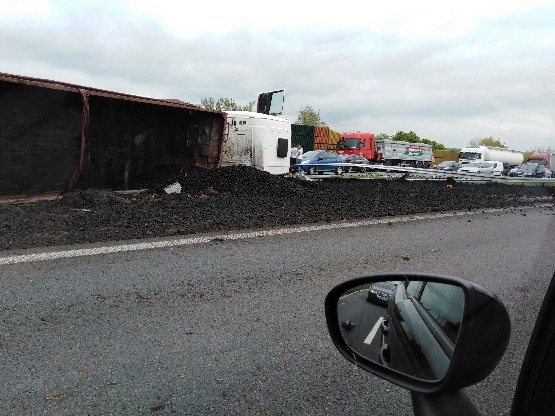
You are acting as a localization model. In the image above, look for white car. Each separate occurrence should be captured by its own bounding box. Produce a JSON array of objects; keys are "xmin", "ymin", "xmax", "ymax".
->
[
  {"xmin": 459, "ymin": 161, "xmax": 503, "ymax": 176},
  {"xmin": 458, "ymin": 162, "xmax": 483, "ymax": 174}
]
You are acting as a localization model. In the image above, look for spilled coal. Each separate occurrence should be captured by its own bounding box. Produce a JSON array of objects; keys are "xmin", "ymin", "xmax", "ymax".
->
[{"xmin": 1, "ymin": 165, "xmax": 553, "ymax": 250}]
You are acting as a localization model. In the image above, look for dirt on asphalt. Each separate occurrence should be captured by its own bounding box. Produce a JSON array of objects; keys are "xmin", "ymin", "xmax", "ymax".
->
[{"xmin": 1, "ymin": 165, "xmax": 554, "ymax": 251}]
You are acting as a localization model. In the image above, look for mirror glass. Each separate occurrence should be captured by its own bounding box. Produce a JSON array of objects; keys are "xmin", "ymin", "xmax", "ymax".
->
[{"xmin": 337, "ymin": 279, "xmax": 465, "ymax": 381}]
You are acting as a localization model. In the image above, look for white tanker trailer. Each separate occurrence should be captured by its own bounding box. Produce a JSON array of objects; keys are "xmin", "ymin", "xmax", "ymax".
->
[{"xmin": 459, "ymin": 146, "xmax": 524, "ymax": 175}]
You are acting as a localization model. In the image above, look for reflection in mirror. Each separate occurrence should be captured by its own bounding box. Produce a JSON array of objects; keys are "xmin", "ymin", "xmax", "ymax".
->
[{"xmin": 337, "ymin": 279, "xmax": 465, "ymax": 381}]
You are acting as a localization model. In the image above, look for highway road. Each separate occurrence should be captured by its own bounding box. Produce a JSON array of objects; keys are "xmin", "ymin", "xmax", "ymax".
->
[{"xmin": 1, "ymin": 205, "xmax": 554, "ymax": 415}]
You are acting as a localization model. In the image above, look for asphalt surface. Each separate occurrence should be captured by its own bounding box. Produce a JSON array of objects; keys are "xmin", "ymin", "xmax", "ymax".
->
[{"xmin": 1, "ymin": 205, "xmax": 554, "ymax": 415}]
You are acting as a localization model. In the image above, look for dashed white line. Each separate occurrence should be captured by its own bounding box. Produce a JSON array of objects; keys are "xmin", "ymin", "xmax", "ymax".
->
[
  {"xmin": 364, "ymin": 317, "xmax": 385, "ymax": 345},
  {"xmin": 0, "ymin": 207, "xmax": 530, "ymax": 265}
]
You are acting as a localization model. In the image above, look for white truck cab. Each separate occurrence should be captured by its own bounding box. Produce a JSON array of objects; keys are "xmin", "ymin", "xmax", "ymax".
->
[{"xmin": 220, "ymin": 90, "xmax": 291, "ymax": 175}]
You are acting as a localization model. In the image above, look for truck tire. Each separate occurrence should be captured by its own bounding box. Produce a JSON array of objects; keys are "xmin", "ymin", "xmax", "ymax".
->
[
  {"xmin": 308, "ymin": 166, "xmax": 317, "ymax": 175},
  {"xmin": 335, "ymin": 166, "xmax": 344, "ymax": 175}
]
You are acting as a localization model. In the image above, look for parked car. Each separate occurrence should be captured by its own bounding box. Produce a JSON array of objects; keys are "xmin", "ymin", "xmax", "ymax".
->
[
  {"xmin": 367, "ymin": 281, "xmax": 398, "ymax": 305},
  {"xmin": 509, "ymin": 163, "xmax": 547, "ymax": 178},
  {"xmin": 339, "ymin": 154, "xmax": 370, "ymax": 172},
  {"xmin": 435, "ymin": 161, "xmax": 461, "ymax": 171},
  {"xmin": 459, "ymin": 161, "xmax": 503, "ymax": 175},
  {"xmin": 298, "ymin": 150, "xmax": 345, "ymax": 175},
  {"xmin": 458, "ymin": 162, "xmax": 484, "ymax": 174}
]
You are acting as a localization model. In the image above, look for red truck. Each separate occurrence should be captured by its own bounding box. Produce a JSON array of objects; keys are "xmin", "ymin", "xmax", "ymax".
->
[
  {"xmin": 336, "ymin": 132, "xmax": 434, "ymax": 167},
  {"xmin": 527, "ymin": 151, "xmax": 555, "ymax": 170}
]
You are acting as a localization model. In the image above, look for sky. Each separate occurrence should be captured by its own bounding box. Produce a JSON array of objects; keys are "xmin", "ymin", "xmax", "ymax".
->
[{"xmin": 1, "ymin": 0, "xmax": 554, "ymax": 150}]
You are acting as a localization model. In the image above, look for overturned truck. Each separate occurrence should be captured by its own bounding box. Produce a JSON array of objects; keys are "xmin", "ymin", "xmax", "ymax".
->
[{"xmin": 0, "ymin": 72, "xmax": 226, "ymax": 198}]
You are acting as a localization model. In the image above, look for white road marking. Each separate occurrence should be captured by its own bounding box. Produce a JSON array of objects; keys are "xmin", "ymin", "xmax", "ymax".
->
[
  {"xmin": 364, "ymin": 317, "xmax": 384, "ymax": 345},
  {"xmin": 0, "ymin": 206, "xmax": 534, "ymax": 265}
]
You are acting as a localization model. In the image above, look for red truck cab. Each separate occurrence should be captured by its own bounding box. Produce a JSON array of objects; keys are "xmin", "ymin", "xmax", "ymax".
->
[
  {"xmin": 527, "ymin": 152, "xmax": 554, "ymax": 170},
  {"xmin": 336, "ymin": 132, "xmax": 379, "ymax": 162}
]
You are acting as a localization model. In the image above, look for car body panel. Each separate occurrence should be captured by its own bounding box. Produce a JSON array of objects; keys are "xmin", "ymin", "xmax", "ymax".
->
[
  {"xmin": 299, "ymin": 150, "xmax": 343, "ymax": 174},
  {"xmin": 509, "ymin": 163, "xmax": 547, "ymax": 178},
  {"xmin": 384, "ymin": 281, "xmax": 457, "ymax": 380},
  {"xmin": 339, "ymin": 154, "xmax": 370, "ymax": 172},
  {"xmin": 367, "ymin": 281, "xmax": 397, "ymax": 305},
  {"xmin": 436, "ymin": 161, "xmax": 461, "ymax": 171}
]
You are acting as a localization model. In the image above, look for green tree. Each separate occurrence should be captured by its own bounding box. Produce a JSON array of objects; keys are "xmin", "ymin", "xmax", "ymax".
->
[
  {"xmin": 392, "ymin": 131, "xmax": 421, "ymax": 143},
  {"xmin": 468, "ymin": 136, "xmax": 506, "ymax": 148},
  {"xmin": 390, "ymin": 130, "xmax": 446, "ymax": 150},
  {"xmin": 420, "ymin": 139, "xmax": 446, "ymax": 150},
  {"xmin": 200, "ymin": 97, "xmax": 255, "ymax": 111},
  {"xmin": 295, "ymin": 105, "xmax": 325, "ymax": 126},
  {"xmin": 375, "ymin": 133, "xmax": 391, "ymax": 140}
]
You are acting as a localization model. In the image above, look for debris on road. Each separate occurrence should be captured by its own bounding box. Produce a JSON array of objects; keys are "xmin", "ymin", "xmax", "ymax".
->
[{"xmin": 1, "ymin": 166, "xmax": 553, "ymax": 250}]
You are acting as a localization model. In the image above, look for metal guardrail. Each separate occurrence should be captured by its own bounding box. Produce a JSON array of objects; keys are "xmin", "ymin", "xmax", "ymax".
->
[{"xmin": 294, "ymin": 163, "xmax": 555, "ymax": 184}]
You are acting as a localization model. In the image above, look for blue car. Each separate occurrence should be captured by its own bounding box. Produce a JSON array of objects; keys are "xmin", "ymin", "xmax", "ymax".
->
[{"xmin": 299, "ymin": 150, "xmax": 345, "ymax": 175}]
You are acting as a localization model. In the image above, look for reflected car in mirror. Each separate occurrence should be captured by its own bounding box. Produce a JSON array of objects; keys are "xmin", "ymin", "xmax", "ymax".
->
[
  {"xmin": 367, "ymin": 281, "xmax": 398, "ymax": 305},
  {"xmin": 382, "ymin": 280, "xmax": 464, "ymax": 380},
  {"xmin": 325, "ymin": 272, "xmax": 511, "ymax": 394}
]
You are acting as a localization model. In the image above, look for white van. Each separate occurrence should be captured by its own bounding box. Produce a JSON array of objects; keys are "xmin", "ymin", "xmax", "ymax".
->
[{"xmin": 484, "ymin": 161, "xmax": 504, "ymax": 176}]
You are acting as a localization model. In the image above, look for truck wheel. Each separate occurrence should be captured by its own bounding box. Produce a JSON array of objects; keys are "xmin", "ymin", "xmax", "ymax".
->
[
  {"xmin": 335, "ymin": 166, "xmax": 344, "ymax": 175},
  {"xmin": 308, "ymin": 166, "xmax": 317, "ymax": 175}
]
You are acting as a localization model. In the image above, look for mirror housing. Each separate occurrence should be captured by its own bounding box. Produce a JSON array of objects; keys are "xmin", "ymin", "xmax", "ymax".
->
[{"xmin": 325, "ymin": 272, "xmax": 511, "ymax": 394}]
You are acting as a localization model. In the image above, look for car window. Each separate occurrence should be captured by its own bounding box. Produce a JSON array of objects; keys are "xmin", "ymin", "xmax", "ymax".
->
[
  {"xmin": 406, "ymin": 280, "xmax": 421, "ymax": 298},
  {"xmin": 302, "ymin": 150, "xmax": 320, "ymax": 159},
  {"xmin": 418, "ymin": 282, "xmax": 464, "ymax": 343}
]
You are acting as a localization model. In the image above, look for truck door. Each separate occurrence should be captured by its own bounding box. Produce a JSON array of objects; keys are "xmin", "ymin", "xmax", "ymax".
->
[
  {"xmin": 222, "ymin": 117, "xmax": 253, "ymax": 166},
  {"xmin": 257, "ymin": 90, "xmax": 285, "ymax": 116}
]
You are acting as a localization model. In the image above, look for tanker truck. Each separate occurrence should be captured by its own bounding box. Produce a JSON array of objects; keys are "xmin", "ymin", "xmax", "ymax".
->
[{"xmin": 458, "ymin": 146, "xmax": 523, "ymax": 175}]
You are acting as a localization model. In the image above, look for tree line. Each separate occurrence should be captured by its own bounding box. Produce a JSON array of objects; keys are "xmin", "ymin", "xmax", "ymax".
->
[{"xmin": 200, "ymin": 99, "xmax": 551, "ymax": 153}]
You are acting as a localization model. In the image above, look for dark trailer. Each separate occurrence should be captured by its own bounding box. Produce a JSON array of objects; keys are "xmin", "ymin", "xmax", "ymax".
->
[{"xmin": 0, "ymin": 72, "xmax": 225, "ymax": 198}]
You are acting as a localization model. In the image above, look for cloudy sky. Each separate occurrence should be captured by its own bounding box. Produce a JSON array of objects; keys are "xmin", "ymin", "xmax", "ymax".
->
[{"xmin": 1, "ymin": 0, "xmax": 554, "ymax": 150}]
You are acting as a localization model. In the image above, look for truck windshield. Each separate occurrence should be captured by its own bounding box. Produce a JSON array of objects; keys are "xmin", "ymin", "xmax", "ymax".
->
[
  {"xmin": 343, "ymin": 139, "xmax": 361, "ymax": 149},
  {"xmin": 459, "ymin": 152, "xmax": 481, "ymax": 160},
  {"xmin": 527, "ymin": 158, "xmax": 545, "ymax": 165}
]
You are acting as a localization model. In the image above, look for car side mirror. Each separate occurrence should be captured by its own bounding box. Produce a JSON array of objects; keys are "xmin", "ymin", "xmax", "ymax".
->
[{"xmin": 325, "ymin": 272, "xmax": 510, "ymax": 394}]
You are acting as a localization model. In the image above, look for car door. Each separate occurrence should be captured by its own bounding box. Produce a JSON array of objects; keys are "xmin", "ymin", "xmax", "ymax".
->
[
  {"xmin": 384, "ymin": 281, "xmax": 463, "ymax": 380},
  {"xmin": 320, "ymin": 151, "xmax": 337, "ymax": 171}
]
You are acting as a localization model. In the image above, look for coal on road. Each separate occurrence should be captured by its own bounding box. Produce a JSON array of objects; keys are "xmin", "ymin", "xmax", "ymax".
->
[{"xmin": 1, "ymin": 165, "xmax": 553, "ymax": 251}]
